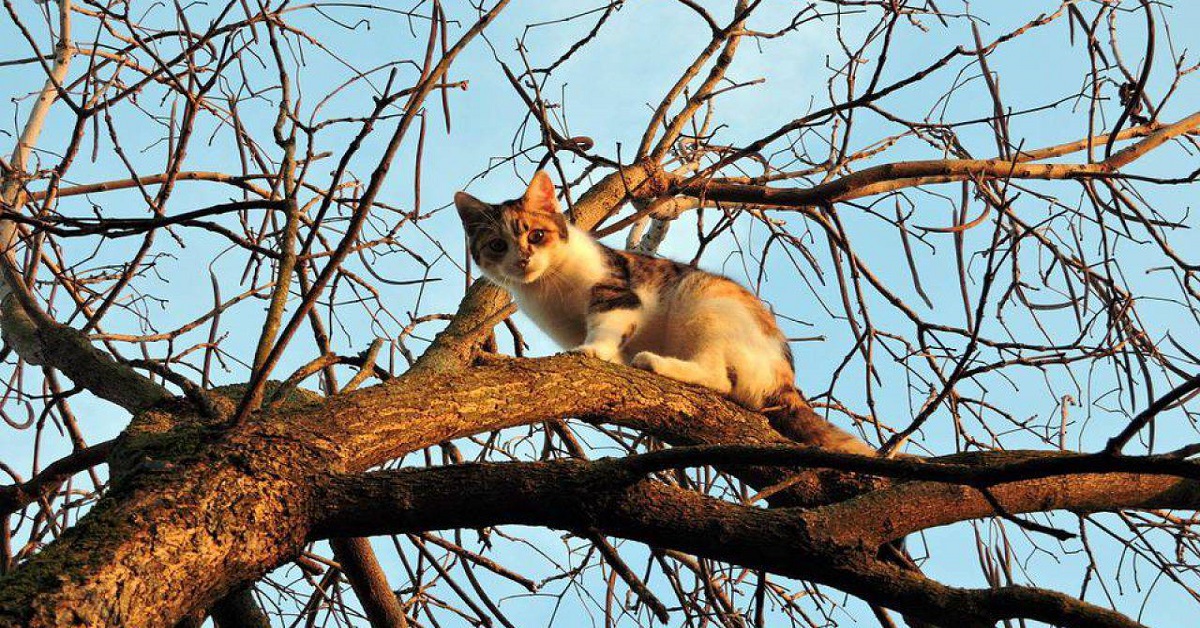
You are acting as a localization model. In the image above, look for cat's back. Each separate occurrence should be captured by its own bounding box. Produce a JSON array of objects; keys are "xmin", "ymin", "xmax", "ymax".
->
[
  {"xmin": 619, "ymin": 248, "xmax": 787, "ymax": 349},
  {"xmin": 617, "ymin": 249, "xmax": 779, "ymax": 336},
  {"xmin": 603, "ymin": 248, "xmax": 693, "ymax": 296}
]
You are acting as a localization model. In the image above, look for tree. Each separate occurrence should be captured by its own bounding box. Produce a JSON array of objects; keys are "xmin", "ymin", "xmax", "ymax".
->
[{"xmin": 1, "ymin": 0, "xmax": 1199, "ymax": 626}]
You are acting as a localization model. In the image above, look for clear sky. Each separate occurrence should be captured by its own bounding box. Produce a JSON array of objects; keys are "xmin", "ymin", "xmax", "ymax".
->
[{"xmin": 3, "ymin": 1, "xmax": 1200, "ymax": 625}]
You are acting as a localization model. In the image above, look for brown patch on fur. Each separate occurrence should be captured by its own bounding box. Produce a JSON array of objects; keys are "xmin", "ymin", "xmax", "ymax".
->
[
  {"xmin": 695, "ymin": 275, "xmax": 786, "ymax": 343},
  {"xmin": 619, "ymin": 250, "xmax": 691, "ymax": 291},
  {"xmin": 589, "ymin": 249, "xmax": 695, "ymax": 313}
]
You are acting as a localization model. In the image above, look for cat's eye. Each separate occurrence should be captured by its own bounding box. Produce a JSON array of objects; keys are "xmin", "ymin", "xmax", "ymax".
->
[
  {"xmin": 528, "ymin": 229, "xmax": 546, "ymax": 245},
  {"xmin": 487, "ymin": 239, "xmax": 507, "ymax": 254}
]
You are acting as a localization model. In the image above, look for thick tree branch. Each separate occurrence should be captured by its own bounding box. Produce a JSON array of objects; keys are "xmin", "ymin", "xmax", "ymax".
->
[
  {"xmin": 1, "ymin": 349, "xmax": 1194, "ymax": 625},
  {"xmin": 0, "ymin": 283, "xmax": 172, "ymax": 413},
  {"xmin": 820, "ymin": 460, "xmax": 1200, "ymax": 547},
  {"xmin": 315, "ymin": 460, "xmax": 1150, "ymax": 628},
  {"xmin": 329, "ymin": 537, "xmax": 408, "ymax": 628},
  {"xmin": 309, "ymin": 353, "xmax": 791, "ymax": 472}
]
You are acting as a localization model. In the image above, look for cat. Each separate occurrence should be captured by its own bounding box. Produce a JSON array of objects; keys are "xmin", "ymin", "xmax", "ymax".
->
[{"xmin": 454, "ymin": 171, "xmax": 874, "ymax": 455}]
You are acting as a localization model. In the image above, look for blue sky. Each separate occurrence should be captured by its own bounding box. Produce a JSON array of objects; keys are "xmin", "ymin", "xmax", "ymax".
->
[{"xmin": 3, "ymin": 1, "xmax": 1200, "ymax": 625}]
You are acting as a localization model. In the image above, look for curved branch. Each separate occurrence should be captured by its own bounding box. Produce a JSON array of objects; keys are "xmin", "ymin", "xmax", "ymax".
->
[
  {"xmin": 820, "ymin": 461, "xmax": 1200, "ymax": 547},
  {"xmin": 0, "ymin": 293, "xmax": 171, "ymax": 413},
  {"xmin": 666, "ymin": 111, "xmax": 1200, "ymax": 208},
  {"xmin": 316, "ymin": 460, "xmax": 1148, "ymax": 628},
  {"xmin": 0, "ymin": 438, "xmax": 114, "ymax": 517}
]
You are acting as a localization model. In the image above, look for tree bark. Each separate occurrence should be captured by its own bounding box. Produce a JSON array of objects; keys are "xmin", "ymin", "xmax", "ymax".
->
[
  {"xmin": 315, "ymin": 459, "xmax": 1151, "ymax": 628},
  {"xmin": 1, "ymin": 351, "xmax": 1194, "ymax": 625}
]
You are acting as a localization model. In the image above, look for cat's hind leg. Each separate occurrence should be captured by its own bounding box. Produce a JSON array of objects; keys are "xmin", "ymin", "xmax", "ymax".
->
[{"xmin": 631, "ymin": 351, "xmax": 732, "ymax": 395}]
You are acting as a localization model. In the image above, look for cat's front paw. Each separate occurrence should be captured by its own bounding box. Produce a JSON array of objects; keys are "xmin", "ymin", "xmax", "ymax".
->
[
  {"xmin": 630, "ymin": 351, "xmax": 662, "ymax": 373},
  {"xmin": 568, "ymin": 343, "xmax": 622, "ymax": 363}
]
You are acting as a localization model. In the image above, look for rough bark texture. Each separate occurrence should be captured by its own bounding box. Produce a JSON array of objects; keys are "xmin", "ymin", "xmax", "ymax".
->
[
  {"xmin": 0, "ymin": 354, "xmax": 790, "ymax": 626},
  {"xmin": 315, "ymin": 460, "xmax": 1153, "ymax": 628},
  {"xmin": 0, "ymin": 349, "xmax": 1193, "ymax": 626},
  {"xmin": 0, "ymin": 419, "xmax": 330, "ymax": 626}
]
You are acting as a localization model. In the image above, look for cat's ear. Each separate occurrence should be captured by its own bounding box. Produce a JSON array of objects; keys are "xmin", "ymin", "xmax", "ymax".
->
[
  {"xmin": 523, "ymin": 170, "xmax": 559, "ymax": 214},
  {"xmin": 454, "ymin": 191, "xmax": 491, "ymax": 226}
]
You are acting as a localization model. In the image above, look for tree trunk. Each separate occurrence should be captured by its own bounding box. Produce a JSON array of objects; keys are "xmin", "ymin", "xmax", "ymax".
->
[{"xmin": 0, "ymin": 422, "xmax": 330, "ymax": 627}]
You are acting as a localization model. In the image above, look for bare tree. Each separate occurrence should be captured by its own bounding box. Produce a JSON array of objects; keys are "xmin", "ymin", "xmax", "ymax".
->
[{"xmin": 1, "ymin": 1, "xmax": 1200, "ymax": 626}]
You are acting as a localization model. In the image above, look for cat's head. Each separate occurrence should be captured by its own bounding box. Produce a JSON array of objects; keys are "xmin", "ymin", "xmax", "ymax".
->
[{"xmin": 453, "ymin": 170, "xmax": 570, "ymax": 285}]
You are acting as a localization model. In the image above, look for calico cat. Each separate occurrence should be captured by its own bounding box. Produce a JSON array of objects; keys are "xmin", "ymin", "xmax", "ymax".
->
[{"xmin": 454, "ymin": 171, "xmax": 874, "ymax": 455}]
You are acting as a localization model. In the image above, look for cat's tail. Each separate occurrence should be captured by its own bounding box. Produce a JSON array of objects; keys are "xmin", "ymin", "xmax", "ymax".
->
[{"xmin": 763, "ymin": 386, "xmax": 877, "ymax": 456}]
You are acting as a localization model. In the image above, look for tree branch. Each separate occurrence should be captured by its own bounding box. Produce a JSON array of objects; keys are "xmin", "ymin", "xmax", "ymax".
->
[
  {"xmin": 0, "ymin": 291, "xmax": 172, "ymax": 413},
  {"xmin": 316, "ymin": 460, "xmax": 1150, "ymax": 628},
  {"xmin": 329, "ymin": 537, "xmax": 408, "ymax": 628},
  {"xmin": 0, "ymin": 438, "xmax": 114, "ymax": 517},
  {"xmin": 664, "ymin": 111, "xmax": 1200, "ymax": 208}
]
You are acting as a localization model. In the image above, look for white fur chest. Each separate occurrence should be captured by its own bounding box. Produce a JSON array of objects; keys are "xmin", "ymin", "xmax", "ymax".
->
[
  {"xmin": 512, "ymin": 282, "xmax": 591, "ymax": 349},
  {"xmin": 471, "ymin": 225, "xmax": 615, "ymax": 350},
  {"xmin": 509, "ymin": 227, "xmax": 609, "ymax": 349}
]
